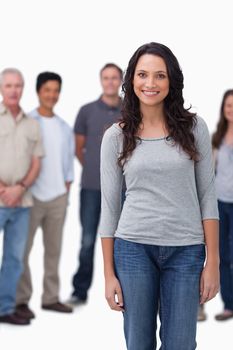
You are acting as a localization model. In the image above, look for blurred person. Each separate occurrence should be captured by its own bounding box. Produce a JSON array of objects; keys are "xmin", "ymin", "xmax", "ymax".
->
[
  {"xmin": 98, "ymin": 43, "xmax": 220, "ymax": 349},
  {"xmin": 16, "ymin": 72, "xmax": 74, "ymax": 319},
  {"xmin": 69, "ymin": 63, "xmax": 122, "ymax": 304},
  {"xmin": 212, "ymin": 89, "xmax": 233, "ymax": 321},
  {"xmin": 0, "ymin": 68, "xmax": 43, "ymax": 325}
]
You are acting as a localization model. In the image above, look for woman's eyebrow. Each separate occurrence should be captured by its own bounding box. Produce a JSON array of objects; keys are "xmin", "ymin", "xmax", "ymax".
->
[{"xmin": 136, "ymin": 69, "xmax": 167, "ymax": 73}]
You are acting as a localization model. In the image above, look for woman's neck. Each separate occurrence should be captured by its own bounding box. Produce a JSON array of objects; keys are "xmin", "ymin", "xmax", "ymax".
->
[
  {"xmin": 226, "ymin": 122, "xmax": 233, "ymax": 134},
  {"xmin": 138, "ymin": 103, "xmax": 167, "ymax": 138},
  {"xmin": 224, "ymin": 122, "xmax": 233, "ymax": 145},
  {"xmin": 140, "ymin": 103, "xmax": 165, "ymax": 126}
]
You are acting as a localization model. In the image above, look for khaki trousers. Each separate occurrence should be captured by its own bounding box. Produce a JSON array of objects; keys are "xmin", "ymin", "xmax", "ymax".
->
[{"xmin": 16, "ymin": 193, "xmax": 67, "ymax": 305}]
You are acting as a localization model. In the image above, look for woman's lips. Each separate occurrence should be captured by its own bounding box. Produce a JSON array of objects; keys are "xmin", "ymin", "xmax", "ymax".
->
[{"xmin": 142, "ymin": 90, "xmax": 160, "ymax": 96}]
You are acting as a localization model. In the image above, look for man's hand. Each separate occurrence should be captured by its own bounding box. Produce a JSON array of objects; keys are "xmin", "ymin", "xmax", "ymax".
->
[
  {"xmin": 0, "ymin": 185, "xmax": 25, "ymax": 207},
  {"xmin": 0, "ymin": 181, "xmax": 7, "ymax": 203},
  {"xmin": 75, "ymin": 134, "xmax": 86, "ymax": 166},
  {"xmin": 0, "ymin": 180, "xmax": 6, "ymax": 189},
  {"xmin": 65, "ymin": 182, "xmax": 71, "ymax": 192}
]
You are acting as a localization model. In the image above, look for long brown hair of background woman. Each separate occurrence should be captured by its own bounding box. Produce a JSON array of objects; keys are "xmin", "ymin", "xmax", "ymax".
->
[{"xmin": 212, "ymin": 89, "xmax": 233, "ymax": 149}]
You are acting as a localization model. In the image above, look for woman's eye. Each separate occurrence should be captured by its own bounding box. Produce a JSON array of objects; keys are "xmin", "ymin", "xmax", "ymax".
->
[
  {"xmin": 157, "ymin": 74, "xmax": 166, "ymax": 79},
  {"xmin": 138, "ymin": 73, "xmax": 146, "ymax": 78}
]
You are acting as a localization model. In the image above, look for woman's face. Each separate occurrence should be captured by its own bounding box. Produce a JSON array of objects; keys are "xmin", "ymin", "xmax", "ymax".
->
[
  {"xmin": 133, "ymin": 54, "xmax": 169, "ymax": 108},
  {"xmin": 224, "ymin": 94, "xmax": 233, "ymax": 123}
]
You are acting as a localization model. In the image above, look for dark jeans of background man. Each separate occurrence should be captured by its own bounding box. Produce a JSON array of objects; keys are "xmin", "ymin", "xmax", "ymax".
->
[
  {"xmin": 72, "ymin": 189, "xmax": 101, "ymax": 301},
  {"xmin": 72, "ymin": 188, "xmax": 126, "ymax": 301},
  {"xmin": 218, "ymin": 200, "xmax": 233, "ymax": 311}
]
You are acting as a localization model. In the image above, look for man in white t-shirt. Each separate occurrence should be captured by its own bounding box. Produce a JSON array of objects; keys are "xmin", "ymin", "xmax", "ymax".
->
[{"xmin": 16, "ymin": 72, "xmax": 75, "ymax": 319}]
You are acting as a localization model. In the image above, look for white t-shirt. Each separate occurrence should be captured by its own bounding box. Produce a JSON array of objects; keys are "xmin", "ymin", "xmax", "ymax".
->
[{"xmin": 31, "ymin": 115, "xmax": 67, "ymax": 201}]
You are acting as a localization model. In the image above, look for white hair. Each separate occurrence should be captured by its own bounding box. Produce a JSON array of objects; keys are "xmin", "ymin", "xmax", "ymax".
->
[{"xmin": 0, "ymin": 68, "xmax": 24, "ymax": 86}]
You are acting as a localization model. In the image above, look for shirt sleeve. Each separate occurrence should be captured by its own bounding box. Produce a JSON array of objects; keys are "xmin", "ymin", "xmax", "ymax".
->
[
  {"xmin": 32, "ymin": 120, "xmax": 44, "ymax": 158},
  {"xmin": 194, "ymin": 117, "xmax": 219, "ymax": 220},
  {"xmin": 74, "ymin": 107, "xmax": 87, "ymax": 135},
  {"xmin": 65, "ymin": 129, "xmax": 75, "ymax": 182},
  {"xmin": 98, "ymin": 126, "xmax": 124, "ymax": 238}
]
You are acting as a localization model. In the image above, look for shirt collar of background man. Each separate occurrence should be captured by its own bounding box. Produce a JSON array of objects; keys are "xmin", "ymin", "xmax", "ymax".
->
[
  {"xmin": 97, "ymin": 96, "xmax": 122, "ymax": 111},
  {"xmin": 0, "ymin": 102, "xmax": 25, "ymax": 123}
]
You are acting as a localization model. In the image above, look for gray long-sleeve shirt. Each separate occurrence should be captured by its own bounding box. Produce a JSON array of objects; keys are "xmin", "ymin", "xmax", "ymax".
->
[
  {"xmin": 98, "ymin": 116, "xmax": 219, "ymax": 246},
  {"xmin": 215, "ymin": 143, "xmax": 233, "ymax": 203}
]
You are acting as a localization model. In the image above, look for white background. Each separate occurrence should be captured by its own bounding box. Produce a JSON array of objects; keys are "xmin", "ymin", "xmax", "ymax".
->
[{"xmin": 0, "ymin": 0, "xmax": 233, "ymax": 349}]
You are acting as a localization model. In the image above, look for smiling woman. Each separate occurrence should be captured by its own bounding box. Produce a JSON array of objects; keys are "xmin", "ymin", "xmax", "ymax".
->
[
  {"xmin": 212, "ymin": 90, "xmax": 233, "ymax": 322},
  {"xmin": 118, "ymin": 42, "xmax": 199, "ymax": 165},
  {"xmin": 133, "ymin": 55, "xmax": 169, "ymax": 107},
  {"xmin": 98, "ymin": 42, "xmax": 220, "ymax": 350}
]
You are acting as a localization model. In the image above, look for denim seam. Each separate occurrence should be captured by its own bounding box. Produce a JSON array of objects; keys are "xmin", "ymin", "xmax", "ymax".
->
[{"xmin": 159, "ymin": 278, "xmax": 165, "ymax": 349}]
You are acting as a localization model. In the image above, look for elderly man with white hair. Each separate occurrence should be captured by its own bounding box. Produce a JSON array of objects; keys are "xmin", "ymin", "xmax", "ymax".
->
[{"xmin": 0, "ymin": 68, "xmax": 43, "ymax": 325}]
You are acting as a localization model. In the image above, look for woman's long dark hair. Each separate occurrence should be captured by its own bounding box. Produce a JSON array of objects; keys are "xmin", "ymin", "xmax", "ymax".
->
[
  {"xmin": 212, "ymin": 89, "xmax": 233, "ymax": 149},
  {"xmin": 118, "ymin": 42, "xmax": 198, "ymax": 165}
]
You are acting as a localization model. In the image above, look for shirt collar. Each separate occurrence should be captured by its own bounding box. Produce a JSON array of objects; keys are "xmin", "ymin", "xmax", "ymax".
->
[
  {"xmin": 97, "ymin": 96, "xmax": 122, "ymax": 111},
  {"xmin": 34, "ymin": 108, "xmax": 57, "ymax": 119},
  {"xmin": 0, "ymin": 102, "xmax": 26, "ymax": 122},
  {"xmin": 0, "ymin": 102, "xmax": 7, "ymax": 115}
]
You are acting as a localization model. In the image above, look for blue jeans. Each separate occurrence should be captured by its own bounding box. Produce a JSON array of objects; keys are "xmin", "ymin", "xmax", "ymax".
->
[
  {"xmin": 0, "ymin": 207, "xmax": 30, "ymax": 315},
  {"xmin": 114, "ymin": 238, "xmax": 205, "ymax": 350},
  {"xmin": 72, "ymin": 189, "xmax": 101, "ymax": 299},
  {"xmin": 218, "ymin": 200, "xmax": 233, "ymax": 310}
]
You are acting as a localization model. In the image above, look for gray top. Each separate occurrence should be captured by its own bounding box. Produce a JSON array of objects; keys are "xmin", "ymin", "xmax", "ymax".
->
[
  {"xmin": 98, "ymin": 116, "xmax": 219, "ymax": 246},
  {"xmin": 74, "ymin": 97, "xmax": 121, "ymax": 190},
  {"xmin": 215, "ymin": 143, "xmax": 233, "ymax": 202}
]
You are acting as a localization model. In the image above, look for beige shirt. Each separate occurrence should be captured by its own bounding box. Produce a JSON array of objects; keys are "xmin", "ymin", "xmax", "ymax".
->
[{"xmin": 0, "ymin": 103, "xmax": 44, "ymax": 207}]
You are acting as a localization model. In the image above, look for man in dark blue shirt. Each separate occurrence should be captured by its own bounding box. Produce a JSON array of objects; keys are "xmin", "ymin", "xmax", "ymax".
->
[{"xmin": 70, "ymin": 63, "xmax": 122, "ymax": 304}]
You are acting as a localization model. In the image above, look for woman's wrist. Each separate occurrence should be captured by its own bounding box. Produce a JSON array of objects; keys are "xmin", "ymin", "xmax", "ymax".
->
[
  {"xmin": 205, "ymin": 256, "xmax": 220, "ymax": 266},
  {"xmin": 104, "ymin": 266, "xmax": 116, "ymax": 278}
]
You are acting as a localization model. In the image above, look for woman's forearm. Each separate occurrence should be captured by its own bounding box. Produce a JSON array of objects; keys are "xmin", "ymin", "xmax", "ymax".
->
[
  {"xmin": 200, "ymin": 219, "xmax": 220, "ymax": 303},
  {"xmin": 101, "ymin": 238, "xmax": 115, "ymax": 278},
  {"xmin": 203, "ymin": 219, "xmax": 219, "ymax": 264}
]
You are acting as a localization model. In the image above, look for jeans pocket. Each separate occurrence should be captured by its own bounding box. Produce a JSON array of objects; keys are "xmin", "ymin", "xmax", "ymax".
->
[
  {"xmin": 187, "ymin": 244, "xmax": 205, "ymax": 259},
  {"xmin": 178, "ymin": 244, "xmax": 206, "ymax": 272},
  {"xmin": 114, "ymin": 239, "xmax": 152, "ymax": 275}
]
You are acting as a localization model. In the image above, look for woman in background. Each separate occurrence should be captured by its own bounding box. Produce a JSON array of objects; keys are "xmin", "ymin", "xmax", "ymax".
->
[
  {"xmin": 212, "ymin": 89, "xmax": 233, "ymax": 321},
  {"xmin": 98, "ymin": 42, "xmax": 219, "ymax": 349}
]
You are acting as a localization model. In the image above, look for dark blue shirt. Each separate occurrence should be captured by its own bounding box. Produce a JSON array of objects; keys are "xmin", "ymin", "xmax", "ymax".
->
[{"xmin": 74, "ymin": 97, "xmax": 121, "ymax": 190}]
